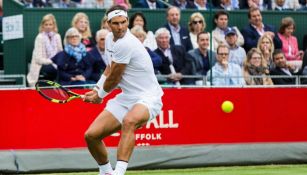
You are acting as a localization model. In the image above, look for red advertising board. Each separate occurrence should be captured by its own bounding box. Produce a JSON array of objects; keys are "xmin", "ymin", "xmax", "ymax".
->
[{"xmin": 1, "ymin": 88, "xmax": 307, "ymax": 149}]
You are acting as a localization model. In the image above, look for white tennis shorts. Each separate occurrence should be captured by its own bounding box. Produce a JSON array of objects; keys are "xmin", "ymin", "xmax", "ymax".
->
[{"xmin": 105, "ymin": 93, "xmax": 163, "ymax": 123}]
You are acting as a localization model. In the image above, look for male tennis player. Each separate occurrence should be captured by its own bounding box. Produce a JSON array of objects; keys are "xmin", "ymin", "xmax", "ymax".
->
[{"xmin": 83, "ymin": 5, "xmax": 163, "ymax": 175}]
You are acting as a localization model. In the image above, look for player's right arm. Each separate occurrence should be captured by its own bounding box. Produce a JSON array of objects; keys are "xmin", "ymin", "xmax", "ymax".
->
[{"xmin": 83, "ymin": 62, "xmax": 126, "ymax": 104}]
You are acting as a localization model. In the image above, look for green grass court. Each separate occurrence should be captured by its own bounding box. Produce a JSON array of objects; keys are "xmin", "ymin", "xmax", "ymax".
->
[{"xmin": 31, "ymin": 164, "xmax": 307, "ymax": 175}]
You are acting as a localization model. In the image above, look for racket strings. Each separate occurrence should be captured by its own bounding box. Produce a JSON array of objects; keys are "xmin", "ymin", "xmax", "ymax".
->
[{"xmin": 38, "ymin": 84, "xmax": 70, "ymax": 101}]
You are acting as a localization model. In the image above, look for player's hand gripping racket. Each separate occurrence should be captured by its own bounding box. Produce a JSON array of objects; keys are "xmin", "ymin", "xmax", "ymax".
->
[{"xmin": 35, "ymin": 80, "xmax": 84, "ymax": 104}]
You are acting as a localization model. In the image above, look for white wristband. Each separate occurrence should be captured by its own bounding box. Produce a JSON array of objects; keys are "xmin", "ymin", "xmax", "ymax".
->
[{"xmin": 93, "ymin": 75, "xmax": 109, "ymax": 98}]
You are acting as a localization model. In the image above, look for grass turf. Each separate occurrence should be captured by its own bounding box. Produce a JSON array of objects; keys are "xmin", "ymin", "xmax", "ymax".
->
[{"xmin": 30, "ymin": 164, "xmax": 307, "ymax": 175}]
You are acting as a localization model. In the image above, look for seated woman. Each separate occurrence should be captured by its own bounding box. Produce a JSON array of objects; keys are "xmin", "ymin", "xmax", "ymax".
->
[
  {"xmin": 71, "ymin": 12, "xmax": 95, "ymax": 51},
  {"xmin": 130, "ymin": 25, "xmax": 162, "ymax": 74},
  {"xmin": 52, "ymin": 27, "xmax": 94, "ymax": 85},
  {"xmin": 243, "ymin": 48, "xmax": 273, "ymax": 85},
  {"xmin": 257, "ymin": 34, "xmax": 275, "ymax": 70},
  {"xmin": 188, "ymin": 12, "xmax": 207, "ymax": 49},
  {"xmin": 27, "ymin": 14, "xmax": 63, "ymax": 87},
  {"xmin": 278, "ymin": 17, "xmax": 304, "ymax": 71},
  {"xmin": 129, "ymin": 12, "xmax": 157, "ymax": 51}
]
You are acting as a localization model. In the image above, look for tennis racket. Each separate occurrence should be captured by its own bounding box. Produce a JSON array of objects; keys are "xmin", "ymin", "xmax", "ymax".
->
[{"xmin": 35, "ymin": 80, "xmax": 84, "ymax": 104}]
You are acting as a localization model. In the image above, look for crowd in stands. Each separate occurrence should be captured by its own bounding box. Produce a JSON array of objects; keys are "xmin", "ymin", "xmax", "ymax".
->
[
  {"xmin": 18, "ymin": 0, "xmax": 307, "ymax": 11},
  {"xmin": 23, "ymin": 2, "xmax": 307, "ymax": 87}
]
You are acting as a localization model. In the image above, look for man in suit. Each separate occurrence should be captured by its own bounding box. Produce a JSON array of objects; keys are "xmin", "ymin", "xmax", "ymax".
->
[
  {"xmin": 164, "ymin": 6, "xmax": 193, "ymax": 52},
  {"xmin": 135, "ymin": 0, "xmax": 167, "ymax": 9},
  {"xmin": 154, "ymin": 27, "xmax": 195, "ymax": 85},
  {"xmin": 188, "ymin": 32, "xmax": 216, "ymax": 77},
  {"xmin": 88, "ymin": 29, "xmax": 109, "ymax": 82},
  {"xmin": 270, "ymin": 49, "xmax": 297, "ymax": 85},
  {"xmin": 241, "ymin": 7, "xmax": 282, "ymax": 52}
]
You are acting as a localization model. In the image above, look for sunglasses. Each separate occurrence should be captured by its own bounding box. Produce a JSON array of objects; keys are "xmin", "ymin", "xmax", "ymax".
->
[{"xmin": 192, "ymin": 20, "xmax": 203, "ymax": 25}]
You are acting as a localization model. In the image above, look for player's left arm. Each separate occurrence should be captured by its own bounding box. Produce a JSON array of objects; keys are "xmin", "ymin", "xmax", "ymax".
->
[{"xmin": 103, "ymin": 61, "xmax": 126, "ymax": 92}]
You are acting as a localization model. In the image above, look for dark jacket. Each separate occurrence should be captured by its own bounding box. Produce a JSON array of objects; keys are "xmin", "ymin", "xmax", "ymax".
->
[
  {"xmin": 270, "ymin": 67, "xmax": 296, "ymax": 85},
  {"xmin": 164, "ymin": 23, "xmax": 193, "ymax": 52},
  {"xmin": 88, "ymin": 46, "xmax": 107, "ymax": 82},
  {"xmin": 135, "ymin": 0, "xmax": 167, "ymax": 8},
  {"xmin": 154, "ymin": 45, "xmax": 195, "ymax": 84},
  {"xmin": 172, "ymin": 0, "xmax": 197, "ymax": 9},
  {"xmin": 241, "ymin": 24, "xmax": 282, "ymax": 52},
  {"xmin": 52, "ymin": 51, "xmax": 93, "ymax": 85},
  {"xmin": 146, "ymin": 47, "xmax": 162, "ymax": 74},
  {"xmin": 188, "ymin": 48, "xmax": 216, "ymax": 76}
]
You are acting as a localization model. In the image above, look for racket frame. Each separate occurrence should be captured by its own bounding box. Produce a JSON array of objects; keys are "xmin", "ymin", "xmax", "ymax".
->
[{"xmin": 35, "ymin": 80, "xmax": 82, "ymax": 103}]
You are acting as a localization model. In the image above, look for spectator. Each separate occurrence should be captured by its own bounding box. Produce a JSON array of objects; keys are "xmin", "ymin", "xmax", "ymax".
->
[
  {"xmin": 278, "ymin": 17, "xmax": 304, "ymax": 71},
  {"xmin": 270, "ymin": 49, "xmax": 297, "ymax": 85},
  {"xmin": 273, "ymin": 0, "xmax": 301, "ymax": 10},
  {"xmin": 299, "ymin": 0, "xmax": 307, "ymax": 10},
  {"xmin": 188, "ymin": 12, "xmax": 207, "ymax": 49},
  {"xmin": 212, "ymin": 10, "xmax": 244, "ymax": 52},
  {"xmin": 216, "ymin": 0, "xmax": 239, "ymax": 10},
  {"xmin": 51, "ymin": 0, "xmax": 77, "ymax": 8},
  {"xmin": 52, "ymin": 27, "xmax": 94, "ymax": 85},
  {"xmin": 135, "ymin": 0, "xmax": 167, "ymax": 9},
  {"xmin": 257, "ymin": 34, "xmax": 275, "ymax": 69},
  {"xmin": 241, "ymin": 7, "xmax": 282, "ymax": 52},
  {"xmin": 287, "ymin": 0, "xmax": 301, "ymax": 10},
  {"xmin": 225, "ymin": 28, "xmax": 246, "ymax": 67},
  {"xmin": 273, "ymin": 0, "xmax": 290, "ymax": 10},
  {"xmin": 88, "ymin": 29, "xmax": 109, "ymax": 82},
  {"xmin": 243, "ymin": 48, "xmax": 273, "ymax": 85},
  {"xmin": 303, "ymin": 34, "xmax": 307, "ymax": 51},
  {"xmin": 208, "ymin": 44, "xmax": 245, "ymax": 86},
  {"xmin": 79, "ymin": 0, "xmax": 109, "ymax": 8},
  {"xmin": 129, "ymin": 12, "xmax": 157, "ymax": 51},
  {"xmin": 113, "ymin": 0, "xmax": 131, "ymax": 9},
  {"xmin": 194, "ymin": 0, "xmax": 213, "ymax": 10},
  {"xmin": 21, "ymin": 0, "xmax": 52, "ymax": 7},
  {"xmin": 300, "ymin": 49, "xmax": 307, "ymax": 84},
  {"xmin": 71, "ymin": 12, "xmax": 95, "ymax": 51},
  {"xmin": 100, "ymin": 16, "xmax": 111, "ymax": 32},
  {"xmin": 154, "ymin": 27, "xmax": 195, "ymax": 85},
  {"xmin": 244, "ymin": 0, "xmax": 272, "ymax": 10},
  {"xmin": 172, "ymin": 0, "xmax": 196, "ymax": 9},
  {"xmin": 188, "ymin": 32, "xmax": 216, "ymax": 83},
  {"xmin": 27, "ymin": 14, "xmax": 63, "ymax": 87},
  {"xmin": 130, "ymin": 25, "xmax": 162, "ymax": 74},
  {"xmin": 20, "ymin": 0, "xmax": 35, "ymax": 7},
  {"xmin": 164, "ymin": 6, "xmax": 193, "ymax": 52}
]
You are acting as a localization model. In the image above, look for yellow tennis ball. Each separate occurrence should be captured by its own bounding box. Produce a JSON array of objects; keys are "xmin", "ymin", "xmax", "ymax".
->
[{"xmin": 221, "ymin": 100, "xmax": 234, "ymax": 113}]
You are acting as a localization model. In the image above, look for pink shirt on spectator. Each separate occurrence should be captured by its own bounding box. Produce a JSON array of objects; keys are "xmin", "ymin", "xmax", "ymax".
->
[{"xmin": 278, "ymin": 33, "xmax": 300, "ymax": 61}]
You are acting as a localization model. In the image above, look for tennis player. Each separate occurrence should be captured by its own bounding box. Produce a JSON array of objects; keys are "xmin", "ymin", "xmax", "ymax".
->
[{"xmin": 83, "ymin": 5, "xmax": 163, "ymax": 175}]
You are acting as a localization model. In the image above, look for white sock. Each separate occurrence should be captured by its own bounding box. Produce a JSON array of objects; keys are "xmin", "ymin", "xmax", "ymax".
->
[
  {"xmin": 98, "ymin": 161, "xmax": 113, "ymax": 175},
  {"xmin": 114, "ymin": 160, "xmax": 128, "ymax": 175}
]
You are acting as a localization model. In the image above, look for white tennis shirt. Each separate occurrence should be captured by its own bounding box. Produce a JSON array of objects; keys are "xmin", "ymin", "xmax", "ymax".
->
[{"xmin": 105, "ymin": 30, "xmax": 163, "ymax": 97}]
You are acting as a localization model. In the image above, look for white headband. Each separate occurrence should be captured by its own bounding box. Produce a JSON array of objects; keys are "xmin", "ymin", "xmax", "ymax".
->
[{"xmin": 107, "ymin": 10, "xmax": 128, "ymax": 21}]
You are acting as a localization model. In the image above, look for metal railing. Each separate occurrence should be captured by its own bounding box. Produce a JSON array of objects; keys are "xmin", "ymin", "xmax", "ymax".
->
[
  {"xmin": 0, "ymin": 74, "xmax": 26, "ymax": 88},
  {"xmin": 1, "ymin": 74, "xmax": 307, "ymax": 89}
]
